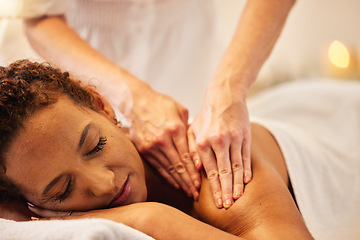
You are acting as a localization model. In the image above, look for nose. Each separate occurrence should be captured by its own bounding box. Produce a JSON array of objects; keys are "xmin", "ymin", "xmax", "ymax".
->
[{"xmin": 84, "ymin": 166, "xmax": 116, "ymax": 197}]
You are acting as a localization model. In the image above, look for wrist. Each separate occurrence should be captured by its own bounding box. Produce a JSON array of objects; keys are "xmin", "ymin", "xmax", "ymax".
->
[
  {"xmin": 208, "ymin": 70, "xmax": 253, "ymax": 100},
  {"xmin": 102, "ymin": 68, "xmax": 153, "ymax": 119},
  {"xmin": 211, "ymin": 53, "xmax": 258, "ymax": 95}
]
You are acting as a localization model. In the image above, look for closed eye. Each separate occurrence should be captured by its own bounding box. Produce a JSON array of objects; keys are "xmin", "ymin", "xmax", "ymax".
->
[
  {"xmin": 86, "ymin": 136, "xmax": 107, "ymax": 156},
  {"xmin": 54, "ymin": 175, "xmax": 74, "ymax": 203}
]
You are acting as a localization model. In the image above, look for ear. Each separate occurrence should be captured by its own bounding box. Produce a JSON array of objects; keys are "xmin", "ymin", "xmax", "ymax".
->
[{"xmin": 87, "ymin": 88, "xmax": 117, "ymax": 123}]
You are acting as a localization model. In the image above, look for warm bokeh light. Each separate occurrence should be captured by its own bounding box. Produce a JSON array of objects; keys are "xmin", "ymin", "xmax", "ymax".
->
[{"xmin": 328, "ymin": 40, "xmax": 350, "ymax": 68}]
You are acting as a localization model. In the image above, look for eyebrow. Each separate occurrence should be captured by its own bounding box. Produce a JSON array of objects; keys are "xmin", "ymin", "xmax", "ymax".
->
[
  {"xmin": 42, "ymin": 124, "xmax": 91, "ymax": 196},
  {"xmin": 42, "ymin": 174, "xmax": 64, "ymax": 195},
  {"xmin": 78, "ymin": 123, "xmax": 92, "ymax": 149}
]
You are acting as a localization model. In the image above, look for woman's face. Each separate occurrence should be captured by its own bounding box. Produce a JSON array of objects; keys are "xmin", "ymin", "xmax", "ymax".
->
[{"xmin": 4, "ymin": 96, "xmax": 147, "ymax": 211}]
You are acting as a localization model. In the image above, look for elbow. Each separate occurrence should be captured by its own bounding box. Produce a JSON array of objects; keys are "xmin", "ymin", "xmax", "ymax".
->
[
  {"xmin": 23, "ymin": 15, "xmax": 66, "ymax": 36},
  {"xmin": 23, "ymin": 16, "xmax": 44, "ymax": 37}
]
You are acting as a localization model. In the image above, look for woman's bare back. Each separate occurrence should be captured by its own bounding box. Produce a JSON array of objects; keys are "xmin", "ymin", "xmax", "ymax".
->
[{"xmin": 192, "ymin": 123, "xmax": 313, "ymax": 239}]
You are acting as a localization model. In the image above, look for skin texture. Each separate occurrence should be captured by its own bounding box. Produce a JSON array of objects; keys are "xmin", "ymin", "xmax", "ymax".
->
[
  {"xmin": 23, "ymin": 0, "xmax": 296, "ymax": 207},
  {"xmin": 3, "ymin": 95, "xmax": 313, "ymax": 239},
  {"xmin": 5, "ymin": 97, "xmax": 147, "ymax": 212}
]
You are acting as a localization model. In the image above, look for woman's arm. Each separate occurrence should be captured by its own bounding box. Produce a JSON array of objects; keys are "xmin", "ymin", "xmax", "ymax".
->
[
  {"xmin": 0, "ymin": 199, "xmax": 32, "ymax": 221},
  {"xmin": 188, "ymin": 0, "xmax": 296, "ymax": 208},
  {"xmin": 30, "ymin": 202, "xmax": 242, "ymax": 240},
  {"xmin": 69, "ymin": 202, "xmax": 243, "ymax": 240}
]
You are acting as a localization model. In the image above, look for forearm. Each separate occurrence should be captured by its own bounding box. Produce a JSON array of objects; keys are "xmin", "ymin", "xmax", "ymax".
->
[
  {"xmin": 24, "ymin": 15, "xmax": 150, "ymax": 114},
  {"xmin": 0, "ymin": 199, "xmax": 32, "ymax": 221},
  {"xmin": 213, "ymin": 0, "xmax": 296, "ymax": 93},
  {"xmin": 83, "ymin": 203, "xmax": 243, "ymax": 240}
]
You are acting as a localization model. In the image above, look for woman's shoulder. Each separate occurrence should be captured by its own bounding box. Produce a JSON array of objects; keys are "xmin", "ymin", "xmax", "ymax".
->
[{"xmin": 191, "ymin": 123, "xmax": 312, "ymax": 239}]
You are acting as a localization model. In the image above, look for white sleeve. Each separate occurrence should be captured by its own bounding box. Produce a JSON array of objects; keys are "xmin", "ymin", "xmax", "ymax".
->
[{"xmin": 0, "ymin": 0, "xmax": 74, "ymax": 18}]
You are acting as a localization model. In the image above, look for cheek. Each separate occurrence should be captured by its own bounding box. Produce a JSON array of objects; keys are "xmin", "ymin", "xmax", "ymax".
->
[
  {"xmin": 106, "ymin": 145, "xmax": 142, "ymax": 172},
  {"xmin": 25, "ymin": 192, "xmax": 52, "ymax": 209},
  {"xmin": 107, "ymin": 132, "xmax": 142, "ymax": 167}
]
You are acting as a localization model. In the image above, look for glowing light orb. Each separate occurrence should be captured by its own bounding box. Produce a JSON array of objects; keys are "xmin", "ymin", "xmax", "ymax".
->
[{"xmin": 328, "ymin": 40, "xmax": 350, "ymax": 69}]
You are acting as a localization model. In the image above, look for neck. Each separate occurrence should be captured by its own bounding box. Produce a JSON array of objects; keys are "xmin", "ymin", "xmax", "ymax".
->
[{"xmin": 142, "ymin": 160, "xmax": 194, "ymax": 213}]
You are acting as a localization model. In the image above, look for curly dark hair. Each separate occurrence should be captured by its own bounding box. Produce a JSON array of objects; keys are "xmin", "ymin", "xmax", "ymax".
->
[{"xmin": 0, "ymin": 59, "xmax": 96, "ymax": 200}]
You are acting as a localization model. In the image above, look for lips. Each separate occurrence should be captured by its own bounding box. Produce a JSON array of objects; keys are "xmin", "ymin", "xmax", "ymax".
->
[{"xmin": 109, "ymin": 175, "xmax": 131, "ymax": 208}]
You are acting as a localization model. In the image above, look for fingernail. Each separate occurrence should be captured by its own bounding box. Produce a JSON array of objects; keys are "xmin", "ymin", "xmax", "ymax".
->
[
  {"xmin": 233, "ymin": 189, "xmax": 240, "ymax": 199},
  {"xmin": 217, "ymin": 198, "xmax": 223, "ymax": 208},
  {"xmin": 31, "ymin": 216, "xmax": 40, "ymax": 221},
  {"xmin": 27, "ymin": 202, "xmax": 35, "ymax": 208},
  {"xmin": 224, "ymin": 199, "xmax": 232, "ymax": 209},
  {"xmin": 195, "ymin": 159, "xmax": 201, "ymax": 168},
  {"xmin": 182, "ymin": 153, "xmax": 191, "ymax": 162},
  {"xmin": 245, "ymin": 172, "xmax": 252, "ymax": 183},
  {"xmin": 233, "ymin": 184, "xmax": 242, "ymax": 199},
  {"xmin": 194, "ymin": 180, "xmax": 200, "ymax": 189},
  {"xmin": 193, "ymin": 191, "xmax": 199, "ymax": 201}
]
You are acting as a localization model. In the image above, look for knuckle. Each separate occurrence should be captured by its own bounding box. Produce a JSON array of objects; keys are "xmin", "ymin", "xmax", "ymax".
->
[
  {"xmin": 136, "ymin": 145, "xmax": 147, "ymax": 154},
  {"xmin": 196, "ymin": 138, "xmax": 209, "ymax": 151},
  {"xmin": 232, "ymin": 163, "xmax": 243, "ymax": 172},
  {"xmin": 136, "ymin": 136, "xmax": 155, "ymax": 151},
  {"xmin": 207, "ymin": 170, "xmax": 219, "ymax": 181},
  {"xmin": 153, "ymin": 134, "xmax": 167, "ymax": 146},
  {"xmin": 137, "ymin": 141, "xmax": 156, "ymax": 153},
  {"xmin": 242, "ymin": 154, "xmax": 251, "ymax": 162},
  {"xmin": 243, "ymin": 130, "xmax": 252, "ymax": 140},
  {"xmin": 167, "ymin": 165, "xmax": 176, "ymax": 174},
  {"xmin": 210, "ymin": 133, "xmax": 227, "ymax": 147},
  {"xmin": 175, "ymin": 163, "xmax": 186, "ymax": 174},
  {"xmin": 230, "ymin": 131, "xmax": 241, "ymax": 141},
  {"xmin": 219, "ymin": 168, "xmax": 232, "ymax": 178},
  {"xmin": 167, "ymin": 122, "xmax": 184, "ymax": 135},
  {"xmin": 181, "ymin": 153, "xmax": 192, "ymax": 163}
]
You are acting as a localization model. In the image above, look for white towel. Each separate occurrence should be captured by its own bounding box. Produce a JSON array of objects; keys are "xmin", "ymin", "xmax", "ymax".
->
[
  {"xmin": 248, "ymin": 79, "xmax": 360, "ymax": 240},
  {"xmin": 0, "ymin": 218, "xmax": 154, "ymax": 240}
]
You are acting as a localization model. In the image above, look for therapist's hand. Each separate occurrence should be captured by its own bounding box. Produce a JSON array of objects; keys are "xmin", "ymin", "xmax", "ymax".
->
[
  {"xmin": 187, "ymin": 82, "xmax": 252, "ymax": 209},
  {"xmin": 127, "ymin": 87, "xmax": 200, "ymax": 200}
]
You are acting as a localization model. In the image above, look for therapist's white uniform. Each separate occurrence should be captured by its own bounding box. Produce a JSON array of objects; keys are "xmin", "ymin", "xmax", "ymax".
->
[{"xmin": 0, "ymin": 0, "xmax": 223, "ymax": 116}]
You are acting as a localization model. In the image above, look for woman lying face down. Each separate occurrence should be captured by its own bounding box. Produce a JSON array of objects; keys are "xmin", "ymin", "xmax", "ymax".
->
[{"xmin": 0, "ymin": 60, "xmax": 314, "ymax": 239}]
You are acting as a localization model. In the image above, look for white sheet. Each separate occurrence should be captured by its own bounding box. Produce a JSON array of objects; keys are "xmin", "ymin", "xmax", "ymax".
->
[
  {"xmin": 248, "ymin": 79, "xmax": 360, "ymax": 240},
  {"xmin": 0, "ymin": 218, "xmax": 154, "ymax": 240}
]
